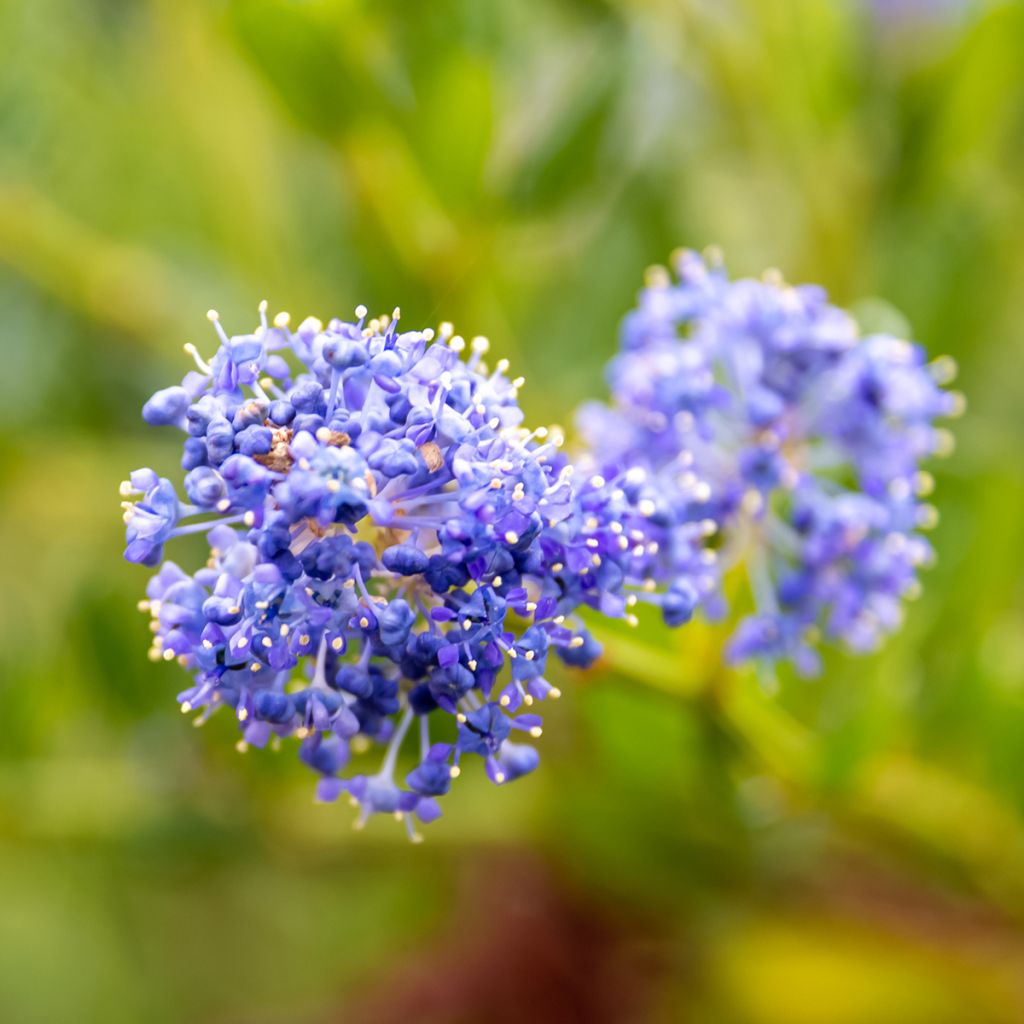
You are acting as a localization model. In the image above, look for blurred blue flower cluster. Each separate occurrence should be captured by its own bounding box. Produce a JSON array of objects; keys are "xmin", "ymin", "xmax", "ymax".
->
[
  {"xmin": 122, "ymin": 251, "xmax": 960, "ymax": 832},
  {"xmin": 578, "ymin": 249, "xmax": 962, "ymax": 678}
]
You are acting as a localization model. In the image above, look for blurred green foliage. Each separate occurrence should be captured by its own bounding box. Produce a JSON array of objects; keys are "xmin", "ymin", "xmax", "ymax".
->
[{"xmin": 2, "ymin": 1, "xmax": 1024, "ymax": 1021}]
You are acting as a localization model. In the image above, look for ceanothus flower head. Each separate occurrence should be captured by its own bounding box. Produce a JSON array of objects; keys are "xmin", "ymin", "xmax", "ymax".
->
[
  {"xmin": 122, "ymin": 303, "xmax": 654, "ymax": 837},
  {"xmin": 577, "ymin": 249, "xmax": 962, "ymax": 676}
]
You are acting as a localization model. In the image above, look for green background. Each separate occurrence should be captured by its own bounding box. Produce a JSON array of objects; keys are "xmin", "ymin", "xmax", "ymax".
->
[{"xmin": 2, "ymin": 1, "xmax": 1024, "ymax": 1021}]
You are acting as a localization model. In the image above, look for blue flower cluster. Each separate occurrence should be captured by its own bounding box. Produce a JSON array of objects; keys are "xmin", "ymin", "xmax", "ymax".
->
[
  {"xmin": 576, "ymin": 249, "xmax": 961, "ymax": 676},
  {"xmin": 123, "ymin": 304, "xmax": 705, "ymax": 835},
  {"xmin": 123, "ymin": 252, "xmax": 959, "ymax": 833}
]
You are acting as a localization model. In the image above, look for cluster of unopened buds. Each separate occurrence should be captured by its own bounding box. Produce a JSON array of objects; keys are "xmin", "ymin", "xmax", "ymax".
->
[{"xmin": 122, "ymin": 249, "xmax": 962, "ymax": 835}]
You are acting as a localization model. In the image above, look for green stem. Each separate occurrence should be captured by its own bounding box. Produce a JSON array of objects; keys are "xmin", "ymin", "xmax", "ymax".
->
[{"xmin": 595, "ymin": 625, "xmax": 1024, "ymax": 917}]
